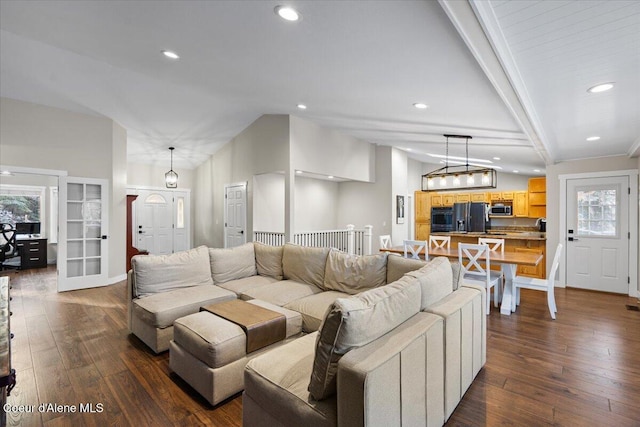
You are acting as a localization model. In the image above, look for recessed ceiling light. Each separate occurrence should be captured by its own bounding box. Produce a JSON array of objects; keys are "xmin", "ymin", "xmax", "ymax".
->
[
  {"xmin": 0, "ymin": 170, "xmax": 13, "ymax": 176},
  {"xmin": 587, "ymin": 82, "xmax": 614, "ymax": 93},
  {"xmin": 275, "ymin": 5, "xmax": 301, "ymax": 21},
  {"xmin": 413, "ymin": 103, "xmax": 428, "ymax": 109},
  {"xmin": 493, "ymin": 157, "xmax": 500, "ymax": 160},
  {"xmin": 328, "ymin": 175, "xmax": 334, "ymax": 179},
  {"xmin": 586, "ymin": 136, "xmax": 600, "ymax": 141},
  {"xmin": 296, "ymin": 170, "xmax": 302, "ymax": 174},
  {"xmin": 513, "ymin": 170, "xmax": 519, "ymax": 173},
  {"xmin": 297, "ymin": 104, "xmax": 307, "ymax": 110},
  {"xmin": 161, "ymin": 50, "xmax": 180, "ymax": 60},
  {"xmin": 533, "ymin": 169, "xmax": 541, "ymax": 173}
]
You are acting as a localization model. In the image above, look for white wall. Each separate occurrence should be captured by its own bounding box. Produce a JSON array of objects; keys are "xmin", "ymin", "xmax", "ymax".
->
[
  {"xmin": 253, "ymin": 173, "xmax": 285, "ymax": 233},
  {"xmin": 391, "ymin": 148, "xmax": 409, "ymax": 244},
  {"xmin": 295, "ymin": 177, "xmax": 339, "ymax": 231},
  {"xmin": 193, "ymin": 115, "xmax": 290, "ymax": 247},
  {"xmin": 127, "ymin": 162, "xmax": 195, "ymax": 190},
  {"xmin": 337, "ymin": 145, "xmax": 391, "ymax": 251},
  {"xmin": 290, "ymin": 116, "xmax": 375, "ymax": 182},
  {"xmin": 0, "ymin": 97, "xmax": 127, "ymax": 281}
]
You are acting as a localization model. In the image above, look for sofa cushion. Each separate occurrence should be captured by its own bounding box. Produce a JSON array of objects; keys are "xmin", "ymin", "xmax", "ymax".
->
[
  {"xmin": 216, "ymin": 275, "xmax": 279, "ymax": 296},
  {"xmin": 240, "ymin": 280, "xmax": 323, "ymax": 307},
  {"xmin": 323, "ymin": 249, "xmax": 388, "ymax": 295},
  {"xmin": 132, "ymin": 285, "xmax": 236, "ymax": 328},
  {"xmin": 282, "ymin": 244, "xmax": 330, "ymax": 289},
  {"xmin": 284, "ymin": 291, "xmax": 350, "ymax": 333},
  {"xmin": 132, "ymin": 246, "xmax": 213, "ymax": 298},
  {"xmin": 244, "ymin": 333, "xmax": 337, "ymax": 427},
  {"xmin": 451, "ymin": 261, "xmax": 463, "ymax": 291},
  {"xmin": 209, "ymin": 243, "xmax": 257, "ymax": 284},
  {"xmin": 406, "ymin": 256, "xmax": 454, "ymax": 310},
  {"xmin": 308, "ymin": 276, "xmax": 422, "ymax": 400},
  {"xmin": 254, "ymin": 242, "xmax": 284, "ymax": 280},
  {"xmin": 386, "ymin": 254, "xmax": 426, "ymax": 283}
]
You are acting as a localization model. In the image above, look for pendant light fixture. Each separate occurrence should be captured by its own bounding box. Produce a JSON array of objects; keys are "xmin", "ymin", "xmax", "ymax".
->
[
  {"xmin": 165, "ymin": 147, "xmax": 178, "ymax": 188},
  {"xmin": 421, "ymin": 134, "xmax": 497, "ymax": 192}
]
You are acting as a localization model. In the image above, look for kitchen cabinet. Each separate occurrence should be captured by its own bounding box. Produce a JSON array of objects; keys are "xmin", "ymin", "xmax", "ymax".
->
[
  {"xmin": 528, "ymin": 177, "xmax": 546, "ymax": 218},
  {"xmin": 455, "ymin": 193, "xmax": 470, "ymax": 203},
  {"xmin": 415, "ymin": 191, "xmax": 431, "ymax": 240},
  {"xmin": 443, "ymin": 194, "xmax": 455, "ymax": 206},
  {"xmin": 513, "ymin": 191, "xmax": 529, "ymax": 217},
  {"xmin": 431, "ymin": 194, "xmax": 443, "ymax": 207},
  {"xmin": 470, "ymin": 192, "xmax": 488, "ymax": 202}
]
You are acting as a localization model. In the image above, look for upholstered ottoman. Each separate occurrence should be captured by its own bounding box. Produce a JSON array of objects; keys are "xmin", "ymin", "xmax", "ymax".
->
[{"xmin": 169, "ymin": 299, "xmax": 303, "ymax": 405}]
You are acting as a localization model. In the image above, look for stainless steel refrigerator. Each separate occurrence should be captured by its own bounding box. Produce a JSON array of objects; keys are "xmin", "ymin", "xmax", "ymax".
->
[{"xmin": 453, "ymin": 202, "xmax": 491, "ymax": 233}]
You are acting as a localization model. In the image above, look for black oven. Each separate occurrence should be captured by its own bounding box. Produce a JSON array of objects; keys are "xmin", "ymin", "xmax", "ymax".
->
[{"xmin": 431, "ymin": 207, "xmax": 454, "ymax": 232}]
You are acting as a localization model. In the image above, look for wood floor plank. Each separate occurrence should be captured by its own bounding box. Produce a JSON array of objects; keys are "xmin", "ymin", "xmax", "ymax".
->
[{"xmin": 5, "ymin": 367, "xmax": 42, "ymax": 427}]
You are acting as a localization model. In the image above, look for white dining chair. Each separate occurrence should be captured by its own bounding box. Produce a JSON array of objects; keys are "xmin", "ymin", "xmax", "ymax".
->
[
  {"xmin": 379, "ymin": 234, "xmax": 392, "ymax": 250},
  {"xmin": 429, "ymin": 235, "xmax": 451, "ymax": 250},
  {"xmin": 512, "ymin": 243, "xmax": 563, "ymax": 320},
  {"xmin": 478, "ymin": 237, "xmax": 505, "ymax": 284},
  {"xmin": 403, "ymin": 240, "xmax": 427, "ymax": 260},
  {"xmin": 459, "ymin": 243, "xmax": 501, "ymax": 315}
]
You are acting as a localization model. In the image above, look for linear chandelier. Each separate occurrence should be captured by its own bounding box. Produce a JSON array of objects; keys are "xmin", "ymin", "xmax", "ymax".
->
[
  {"xmin": 421, "ymin": 134, "xmax": 497, "ymax": 192},
  {"xmin": 165, "ymin": 147, "xmax": 178, "ymax": 188}
]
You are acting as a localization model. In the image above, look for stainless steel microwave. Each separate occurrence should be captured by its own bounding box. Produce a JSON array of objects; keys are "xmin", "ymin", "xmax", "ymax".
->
[{"xmin": 489, "ymin": 205, "xmax": 512, "ymax": 216}]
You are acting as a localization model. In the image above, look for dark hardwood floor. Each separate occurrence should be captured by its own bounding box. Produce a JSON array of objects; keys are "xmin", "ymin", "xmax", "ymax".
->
[{"xmin": 3, "ymin": 267, "xmax": 640, "ymax": 426}]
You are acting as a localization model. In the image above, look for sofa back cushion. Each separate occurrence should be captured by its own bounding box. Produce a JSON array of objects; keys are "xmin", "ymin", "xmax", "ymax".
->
[
  {"xmin": 451, "ymin": 261, "xmax": 463, "ymax": 290},
  {"xmin": 209, "ymin": 243, "xmax": 257, "ymax": 284},
  {"xmin": 406, "ymin": 256, "xmax": 453, "ymax": 310},
  {"xmin": 253, "ymin": 242, "xmax": 284, "ymax": 280},
  {"xmin": 386, "ymin": 254, "xmax": 427, "ymax": 283},
  {"xmin": 323, "ymin": 249, "xmax": 388, "ymax": 295},
  {"xmin": 308, "ymin": 276, "xmax": 421, "ymax": 400},
  {"xmin": 132, "ymin": 246, "xmax": 213, "ymax": 298},
  {"xmin": 282, "ymin": 244, "xmax": 330, "ymax": 289}
]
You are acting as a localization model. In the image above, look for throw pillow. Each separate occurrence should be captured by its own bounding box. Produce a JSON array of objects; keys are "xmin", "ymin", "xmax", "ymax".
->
[
  {"xmin": 308, "ymin": 275, "xmax": 421, "ymax": 400},
  {"xmin": 209, "ymin": 243, "xmax": 257, "ymax": 284},
  {"xmin": 253, "ymin": 242, "xmax": 284, "ymax": 280},
  {"xmin": 323, "ymin": 249, "xmax": 388, "ymax": 295}
]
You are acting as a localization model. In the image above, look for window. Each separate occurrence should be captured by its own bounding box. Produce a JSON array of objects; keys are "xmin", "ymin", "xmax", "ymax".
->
[
  {"xmin": 0, "ymin": 185, "xmax": 45, "ymax": 228},
  {"xmin": 576, "ymin": 187, "xmax": 618, "ymax": 237}
]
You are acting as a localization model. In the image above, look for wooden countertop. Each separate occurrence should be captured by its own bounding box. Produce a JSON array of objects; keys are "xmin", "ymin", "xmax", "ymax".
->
[{"xmin": 431, "ymin": 231, "xmax": 546, "ymax": 241}]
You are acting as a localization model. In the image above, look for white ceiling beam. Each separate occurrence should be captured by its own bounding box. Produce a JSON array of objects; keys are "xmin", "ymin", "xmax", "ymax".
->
[{"xmin": 438, "ymin": 0, "xmax": 554, "ymax": 165}]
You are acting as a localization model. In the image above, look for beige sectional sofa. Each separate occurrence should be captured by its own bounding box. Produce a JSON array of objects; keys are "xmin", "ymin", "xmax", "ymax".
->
[{"xmin": 126, "ymin": 242, "xmax": 486, "ymax": 425}]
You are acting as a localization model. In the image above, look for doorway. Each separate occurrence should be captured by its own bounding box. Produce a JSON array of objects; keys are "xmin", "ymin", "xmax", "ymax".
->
[
  {"xmin": 224, "ymin": 182, "xmax": 247, "ymax": 248},
  {"xmin": 130, "ymin": 188, "xmax": 191, "ymax": 255},
  {"xmin": 560, "ymin": 171, "xmax": 638, "ymax": 296}
]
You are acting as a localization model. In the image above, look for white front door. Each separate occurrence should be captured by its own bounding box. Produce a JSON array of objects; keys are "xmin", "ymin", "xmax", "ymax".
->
[
  {"xmin": 566, "ymin": 176, "xmax": 629, "ymax": 293},
  {"xmin": 135, "ymin": 190, "xmax": 174, "ymax": 255},
  {"xmin": 58, "ymin": 177, "xmax": 109, "ymax": 291},
  {"xmin": 225, "ymin": 183, "xmax": 247, "ymax": 248}
]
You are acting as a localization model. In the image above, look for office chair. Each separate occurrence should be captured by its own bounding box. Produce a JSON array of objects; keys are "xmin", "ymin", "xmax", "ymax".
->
[{"xmin": 0, "ymin": 224, "xmax": 21, "ymax": 271}]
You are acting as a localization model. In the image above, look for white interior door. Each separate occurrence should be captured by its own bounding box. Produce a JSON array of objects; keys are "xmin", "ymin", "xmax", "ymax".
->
[
  {"xmin": 58, "ymin": 177, "xmax": 109, "ymax": 291},
  {"xmin": 566, "ymin": 176, "xmax": 629, "ymax": 293},
  {"xmin": 225, "ymin": 183, "xmax": 247, "ymax": 248},
  {"xmin": 135, "ymin": 190, "xmax": 173, "ymax": 255}
]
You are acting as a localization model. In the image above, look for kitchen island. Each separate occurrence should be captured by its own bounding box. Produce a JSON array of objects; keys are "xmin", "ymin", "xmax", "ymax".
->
[{"xmin": 431, "ymin": 230, "xmax": 547, "ymax": 278}]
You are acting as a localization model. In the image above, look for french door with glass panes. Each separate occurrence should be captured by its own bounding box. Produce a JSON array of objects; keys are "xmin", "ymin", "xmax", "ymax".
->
[{"xmin": 58, "ymin": 177, "xmax": 109, "ymax": 291}]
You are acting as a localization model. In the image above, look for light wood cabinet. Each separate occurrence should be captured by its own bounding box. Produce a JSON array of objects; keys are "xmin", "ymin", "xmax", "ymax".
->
[
  {"xmin": 528, "ymin": 177, "xmax": 546, "ymax": 218},
  {"xmin": 443, "ymin": 194, "xmax": 455, "ymax": 206},
  {"xmin": 513, "ymin": 191, "xmax": 529, "ymax": 217},
  {"xmin": 415, "ymin": 191, "xmax": 431, "ymax": 240},
  {"xmin": 431, "ymin": 194, "xmax": 443, "ymax": 207},
  {"xmin": 490, "ymin": 192, "xmax": 502, "ymax": 201},
  {"xmin": 501, "ymin": 191, "xmax": 514, "ymax": 201},
  {"xmin": 415, "ymin": 191, "xmax": 431, "ymax": 222},
  {"xmin": 455, "ymin": 193, "xmax": 470, "ymax": 203},
  {"xmin": 470, "ymin": 192, "xmax": 488, "ymax": 202}
]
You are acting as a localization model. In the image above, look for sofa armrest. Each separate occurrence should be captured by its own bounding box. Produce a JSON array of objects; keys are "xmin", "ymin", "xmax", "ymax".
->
[{"xmin": 337, "ymin": 312, "xmax": 445, "ymax": 427}]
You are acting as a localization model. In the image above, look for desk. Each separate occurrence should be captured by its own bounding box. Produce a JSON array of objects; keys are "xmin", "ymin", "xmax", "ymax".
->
[
  {"xmin": 16, "ymin": 237, "xmax": 48, "ymax": 269},
  {"xmin": 381, "ymin": 246, "xmax": 543, "ymax": 315}
]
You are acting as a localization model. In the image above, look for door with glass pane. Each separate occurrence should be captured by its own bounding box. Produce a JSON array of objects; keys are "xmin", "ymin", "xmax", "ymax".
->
[
  {"xmin": 566, "ymin": 176, "xmax": 629, "ymax": 293},
  {"xmin": 58, "ymin": 177, "xmax": 109, "ymax": 291}
]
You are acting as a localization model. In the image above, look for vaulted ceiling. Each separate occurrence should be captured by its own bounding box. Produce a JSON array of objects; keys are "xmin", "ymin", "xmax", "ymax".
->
[{"xmin": 1, "ymin": 1, "xmax": 638, "ymax": 175}]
